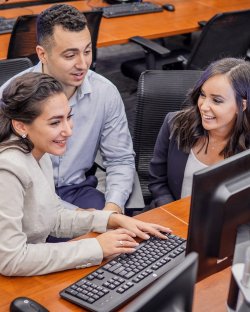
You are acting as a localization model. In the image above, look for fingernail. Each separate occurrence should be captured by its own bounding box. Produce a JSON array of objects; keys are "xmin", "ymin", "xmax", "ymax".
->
[{"xmin": 145, "ymin": 234, "xmax": 150, "ymax": 239}]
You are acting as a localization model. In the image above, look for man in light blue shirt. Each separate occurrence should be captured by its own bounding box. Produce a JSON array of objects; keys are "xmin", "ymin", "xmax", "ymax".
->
[{"xmin": 0, "ymin": 4, "xmax": 135, "ymax": 213}]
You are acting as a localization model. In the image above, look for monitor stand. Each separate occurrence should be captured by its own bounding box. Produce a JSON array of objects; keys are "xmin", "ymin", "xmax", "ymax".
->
[{"xmin": 227, "ymin": 223, "xmax": 250, "ymax": 311}]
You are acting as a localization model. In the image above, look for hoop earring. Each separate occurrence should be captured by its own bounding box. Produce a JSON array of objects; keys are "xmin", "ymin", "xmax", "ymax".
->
[{"xmin": 21, "ymin": 134, "xmax": 27, "ymax": 139}]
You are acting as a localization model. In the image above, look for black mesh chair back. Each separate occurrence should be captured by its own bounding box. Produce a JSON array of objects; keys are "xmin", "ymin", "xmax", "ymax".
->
[
  {"xmin": 121, "ymin": 9, "xmax": 250, "ymax": 81},
  {"xmin": 0, "ymin": 57, "xmax": 33, "ymax": 87},
  {"xmin": 186, "ymin": 9, "xmax": 250, "ymax": 69},
  {"xmin": 134, "ymin": 70, "xmax": 203, "ymax": 204},
  {"xmin": 84, "ymin": 10, "xmax": 103, "ymax": 71},
  {"xmin": 7, "ymin": 10, "xmax": 103, "ymax": 69},
  {"xmin": 7, "ymin": 15, "xmax": 39, "ymax": 65}
]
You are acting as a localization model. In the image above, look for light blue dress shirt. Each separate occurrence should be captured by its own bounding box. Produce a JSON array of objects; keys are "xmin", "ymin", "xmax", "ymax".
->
[{"xmin": 0, "ymin": 63, "xmax": 135, "ymax": 211}]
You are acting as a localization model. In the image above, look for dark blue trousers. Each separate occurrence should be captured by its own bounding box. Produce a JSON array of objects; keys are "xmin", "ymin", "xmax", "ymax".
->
[{"xmin": 55, "ymin": 175, "xmax": 105, "ymax": 210}]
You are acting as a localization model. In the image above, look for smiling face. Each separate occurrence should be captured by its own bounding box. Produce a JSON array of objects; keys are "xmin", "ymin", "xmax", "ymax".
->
[
  {"xmin": 21, "ymin": 92, "xmax": 73, "ymax": 161},
  {"xmin": 198, "ymin": 74, "xmax": 239, "ymax": 137},
  {"xmin": 37, "ymin": 25, "xmax": 92, "ymax": 99}
]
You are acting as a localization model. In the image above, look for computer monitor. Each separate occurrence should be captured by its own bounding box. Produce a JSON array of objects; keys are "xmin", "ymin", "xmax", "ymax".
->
[
  {"xmin": 124, "ymin": 252, "xmax": 198, "ymax": 312},
  {"xmin": 186, "ymin": 149, "xmax": 250, "ymax": 279},
  {"xmin": 0, "ymin": 0, "xmax": 77, "ymax": 10}
]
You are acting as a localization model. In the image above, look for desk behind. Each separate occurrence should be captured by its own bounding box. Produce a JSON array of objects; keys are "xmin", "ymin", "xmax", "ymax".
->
[
  {"xmin": 0, "ymin": 0, "xmax": 220, "ymax": 60},
  {"xmin": 2, "ymin": 0, "xmax": 250, "ymax": 60},
  {"xmin": 0, "ymin": 197, "xmax": 231, "ymax": 312}
]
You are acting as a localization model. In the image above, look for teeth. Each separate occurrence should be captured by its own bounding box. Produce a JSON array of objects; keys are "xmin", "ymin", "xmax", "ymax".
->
[
  {"xmin": 203, "ymin": 114, "xmax": 215, "ymax": 120},
  {"xmin": 54, "ymin": 140, "xmax": 66, "ymax": 143}
]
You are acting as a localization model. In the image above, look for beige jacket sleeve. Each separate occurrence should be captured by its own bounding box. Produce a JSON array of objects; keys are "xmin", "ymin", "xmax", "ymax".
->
[
  {"xmin": 0, "ymin": 167, "xmax": 113, "ymax": 276},
  {"xmin": 0, "ymin": 149, "xmax": 114, "ymax": 276}
]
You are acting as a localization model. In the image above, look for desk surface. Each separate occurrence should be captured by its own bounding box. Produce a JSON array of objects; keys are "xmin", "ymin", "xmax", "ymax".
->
[
  {"xmin": 0, "ymin": 197, "xmax": 231, "ymax": 312},
  {"xmin": 1, "ymin": 0, "xmax": 250, "ymax": 60}
]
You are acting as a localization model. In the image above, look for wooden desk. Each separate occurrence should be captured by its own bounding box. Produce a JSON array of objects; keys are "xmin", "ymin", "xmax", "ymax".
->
[
  {"xmin": 0, "ymin": 197, "xmax": 231, "ymax": 311},
  {"xmin": 1, "ymin": 0, "xmax": 249, "ymax": 60}
]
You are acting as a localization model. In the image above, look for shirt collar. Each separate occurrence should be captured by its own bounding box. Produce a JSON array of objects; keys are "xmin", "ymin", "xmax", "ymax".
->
[
  {"xmin": 35, "ymin": 62, "xmax": 43, "ymax": 73},
  {"xmin": 76, "ymin": 70, "xmax": 92, "ymax": 99}
]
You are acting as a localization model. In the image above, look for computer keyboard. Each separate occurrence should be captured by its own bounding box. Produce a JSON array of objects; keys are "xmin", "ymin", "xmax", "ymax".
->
[
  {"xmin": 101, "ymin": 2, "xmax": 163, "ymax": 18},
  {"xmin": 0, "ymin": 17, "xmax": 16, "ymax": 34},
  {"xmin": 60, "ymin": 233, "xmax": 186, "ymax": 312}
]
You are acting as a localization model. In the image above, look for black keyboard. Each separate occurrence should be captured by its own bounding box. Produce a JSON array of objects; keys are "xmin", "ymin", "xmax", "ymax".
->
[
  {"xmin": 101, "ymin": 2, "xmax": 163, "ymax": 18},
  {"xmin": 0, "ymin": 17, "xmax": 16, "ymax": 34},
  {"xmin": 60, "ymin": 233, "xmax": 186, "ymax": 312}
]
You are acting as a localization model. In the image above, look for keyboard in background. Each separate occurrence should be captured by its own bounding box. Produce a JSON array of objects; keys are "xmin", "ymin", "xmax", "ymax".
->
[
  {"xmin": 101, "ymin": 2, "xmax": 163, "ymax": 18},
  {"xmin": 60, "ymin": 233, "xmax": 186, "ymax": 312},
  {"xmin": 0, "ymin": 17, "xmax": 16, "ymax": 34}
]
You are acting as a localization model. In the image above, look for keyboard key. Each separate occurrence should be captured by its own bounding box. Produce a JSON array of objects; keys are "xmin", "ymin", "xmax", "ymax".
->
[{"xmin": 0, "ymin": 17, "xmax": 16, "ymax": 35}]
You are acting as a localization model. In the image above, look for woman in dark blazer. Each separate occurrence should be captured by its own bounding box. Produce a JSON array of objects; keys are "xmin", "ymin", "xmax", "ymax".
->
[{"xmin": 149, "ymin": 57, "xmax": 250, "ymax": 207}]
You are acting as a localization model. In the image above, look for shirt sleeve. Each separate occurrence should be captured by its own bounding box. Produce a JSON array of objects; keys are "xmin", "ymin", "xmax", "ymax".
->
[
  {"xmin": 100, "ymin": 88, "xmax": 135, "ymax": 211},
  {"xmin": 148, "ymin": 114, "xmax": 175, "ymax": 206}
]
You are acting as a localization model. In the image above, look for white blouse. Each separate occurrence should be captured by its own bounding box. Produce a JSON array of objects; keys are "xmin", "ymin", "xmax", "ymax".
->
[{"xmin": 181, "ymin": 149, "xmax": 208, "ymax": 198}]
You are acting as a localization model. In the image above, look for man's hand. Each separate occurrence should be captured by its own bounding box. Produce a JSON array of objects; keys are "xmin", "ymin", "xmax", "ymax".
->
[{"xmin": 103, "ymin": 202, "xmax": 122, "ymax": 214}]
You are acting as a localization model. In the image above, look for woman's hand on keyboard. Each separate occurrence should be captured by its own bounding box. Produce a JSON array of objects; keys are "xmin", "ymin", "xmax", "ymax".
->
[
  {"xmin": 108, "ymin": 214, "xmax": 172, "ymax": 240},
  {"xmin": 96, "ymin": 228, "xmax": 139, "ymax": 258}
]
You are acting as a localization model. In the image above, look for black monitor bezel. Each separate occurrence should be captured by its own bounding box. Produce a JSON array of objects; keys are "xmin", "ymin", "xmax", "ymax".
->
[
  {"xmin": 186, "ymin": 149, "xmax": 250, "ymax": 279},
  {"xmin": 124, "ymin": 252, "xmax": 198, "ymax": 312}
]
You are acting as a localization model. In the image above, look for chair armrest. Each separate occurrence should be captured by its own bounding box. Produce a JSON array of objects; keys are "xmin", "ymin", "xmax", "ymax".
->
[
  {"xmin": 246, "ymin": 49, "xmax": 250, "ymax": 61},
  {"xmin": 125, "ymin": 172, "xmax": 145, "ymax": 216},
  {"xmin": 198, "ymin": 20, "xmax": 207, "ymax": 27},
  {"xmin": 130, "ymin": 36, "xmax": 171, "ymax": 57}
]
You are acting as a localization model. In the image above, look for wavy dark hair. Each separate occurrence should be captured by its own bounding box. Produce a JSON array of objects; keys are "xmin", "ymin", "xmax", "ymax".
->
[
  {"xmin": 37, "ymin": 4, "xmax": 87, "ymax": 50},
  {"xmin": 0, "ymin": 72, "xmax": 63, "ymax": 152},
  {"xmin": 170, "ymin": 57, "xmax": 250, "ymax": 158}
]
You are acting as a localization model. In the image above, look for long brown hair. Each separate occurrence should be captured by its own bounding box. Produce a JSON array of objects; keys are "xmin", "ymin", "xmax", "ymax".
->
[{"xmin": 170, "ymin": 58, "xmax": 250, "ymax": 157}]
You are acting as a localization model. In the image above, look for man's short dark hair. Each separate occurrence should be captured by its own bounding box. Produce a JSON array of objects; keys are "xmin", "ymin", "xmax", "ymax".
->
[{"xmin": 37, "ymin": 4, "xmax": 87, "ymax": 48}]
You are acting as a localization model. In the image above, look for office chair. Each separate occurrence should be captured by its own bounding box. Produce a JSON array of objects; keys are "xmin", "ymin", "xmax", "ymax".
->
[
  {"xmin": 124, "ymin": 252, "xmax": 199, "ymax": 312},
  {"xmin": 84, "ymin": 10, "xmax": 103, "ymax": 71},
  {"xmin": 134, "ymin": 70, "xmax": 202, "ymax": 205},
  {"xmin": 121, "ymin": 9, "xmax": 250, "ymax": 81},
  {"xmin": 7, "ymin": 15, "xmax": 39, "ymax": 65},
  {"xmin": 92, "ymin": 150, "xmax": 145, "ymax": 216},
  {"xmin": 0, "ymin": 57, "xmax": 33, "ymax": 87},
  {"xmin": 7, "ymin": 10, "xmax": 103, "ymax": 70}
]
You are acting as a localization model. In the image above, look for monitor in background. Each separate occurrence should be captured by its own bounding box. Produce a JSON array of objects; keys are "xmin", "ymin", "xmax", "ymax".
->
[
  {"xmin": 186, "ymin": 149, "xmax": 250, "ymax": 279},
  {"xmin": 0, "ymin": 0, "xmax": 78, "ymax": 10},
  {"xmin": 124, "ymin": 252, "xmax": 198, "ymax": 312}
]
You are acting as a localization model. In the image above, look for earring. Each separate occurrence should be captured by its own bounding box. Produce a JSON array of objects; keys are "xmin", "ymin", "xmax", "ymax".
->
[{"xmin": 21, "ymin": 134, "xmax": 27, "ymax": 139}]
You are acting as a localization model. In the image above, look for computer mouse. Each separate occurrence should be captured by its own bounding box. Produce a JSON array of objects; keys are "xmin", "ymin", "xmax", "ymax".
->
[
  {"xmin": 162, "ymin": 3, "xmax": 175, "ymax": 11},
  {"xmin": 10, "ymin": 297, "xmax": 49, "ymax": 312}
]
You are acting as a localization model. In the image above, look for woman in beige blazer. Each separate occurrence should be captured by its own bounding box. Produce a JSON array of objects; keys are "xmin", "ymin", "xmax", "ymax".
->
[{"xmin": 0, "ymin": 72, "xmax": 171, "ymax": 276}]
